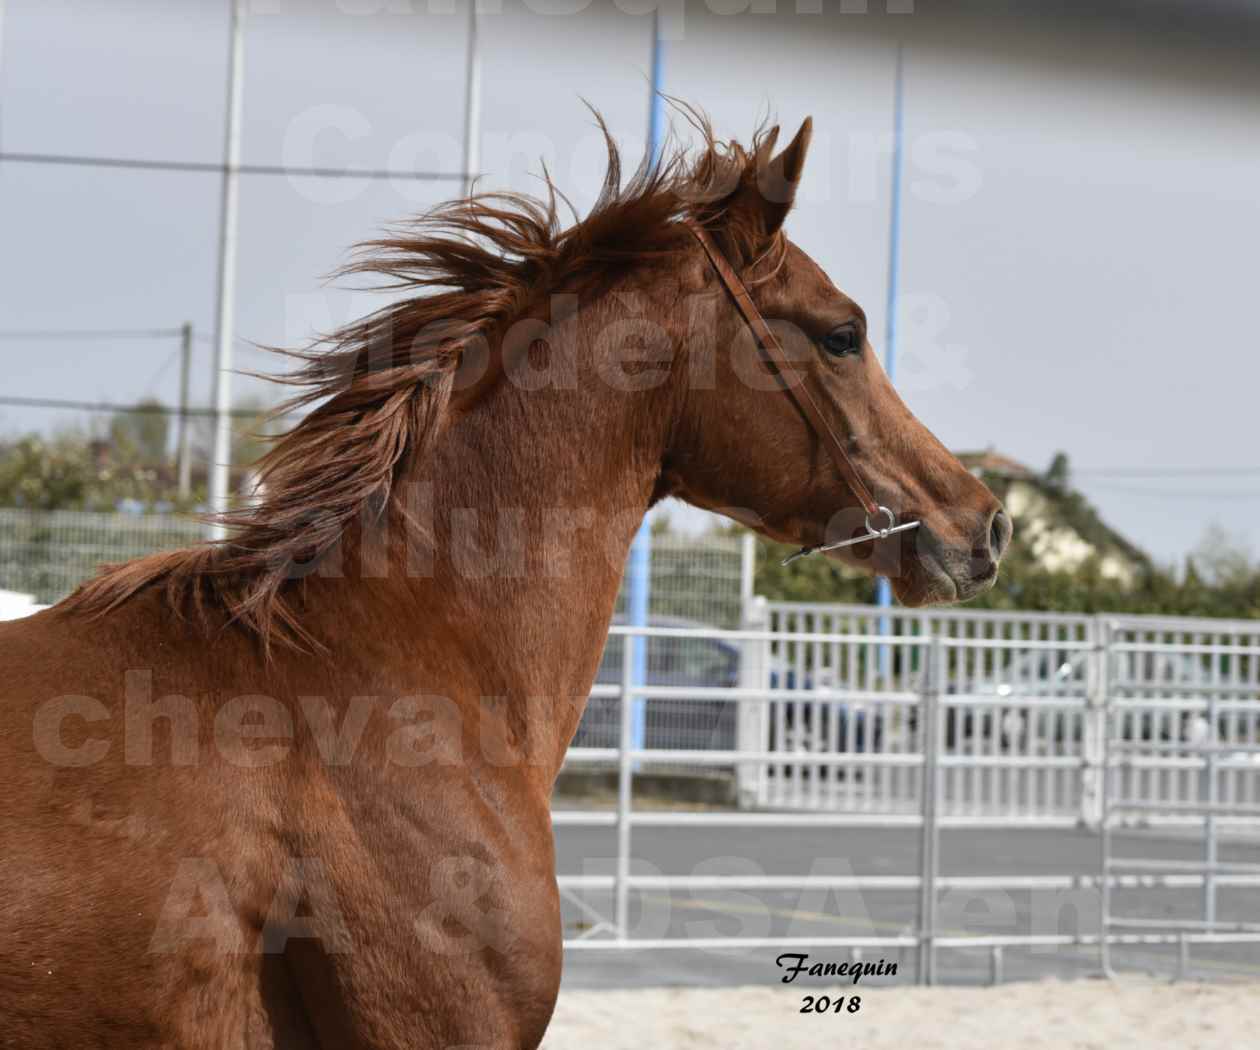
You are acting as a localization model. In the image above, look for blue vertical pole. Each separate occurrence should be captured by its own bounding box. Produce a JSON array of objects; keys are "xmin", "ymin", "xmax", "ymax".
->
[
  {"xmin": 647, "ymin": 11, "xmax": 666, "ymax": 167},
  {"xmin": 628, "ymin": 524, "xmax": 652, "ymax": 758},
  {"xmin": 627, "ymin": 11, "xmax": 665, "ymax": 758},
  {"xmin": 876, "ymin": 43, "xmax": 906, "ymax": 672}
]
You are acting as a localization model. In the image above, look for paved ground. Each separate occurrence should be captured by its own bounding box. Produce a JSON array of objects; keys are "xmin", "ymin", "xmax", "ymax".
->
[{"xmin": 553, "ymin": 820, "xmax": 1260, "ymax": 990}]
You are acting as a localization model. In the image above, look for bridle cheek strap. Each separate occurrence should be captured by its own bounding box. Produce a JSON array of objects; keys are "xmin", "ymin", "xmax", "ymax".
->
[{"xmin": 684, "ymin": 220, "xmax": 920, "ymax": 565}]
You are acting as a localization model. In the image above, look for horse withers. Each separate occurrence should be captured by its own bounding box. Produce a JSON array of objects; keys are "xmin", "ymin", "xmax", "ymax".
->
[{"xmin": 0, "ymin": 116, "xmax": 1008, "ymax": 1048}]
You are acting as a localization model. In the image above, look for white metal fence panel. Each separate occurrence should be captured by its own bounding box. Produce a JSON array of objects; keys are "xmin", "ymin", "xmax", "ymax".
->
[
  {"xmin": 557, "ymin": 623, "xmax": 1260, "ymax": 980},
  {"xmin": 1105, "ymin": 616, "xmax": 1260, "ymax": 824},
  {"xmin": 753, "ymin": 603, "xmax": 1098, "ymax": 821},
  {"xmin": 753, "ymin": 602, "xmax": 926, "ymax": 814},
  {"xmin": 651, "ymin": 603, "xmax": 1260, "ymax": 827}
]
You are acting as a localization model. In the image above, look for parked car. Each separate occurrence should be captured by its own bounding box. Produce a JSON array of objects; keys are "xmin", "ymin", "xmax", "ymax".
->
[{"xmin": 573, "ymin": 615, "xmax": 878, "ymax": 756}]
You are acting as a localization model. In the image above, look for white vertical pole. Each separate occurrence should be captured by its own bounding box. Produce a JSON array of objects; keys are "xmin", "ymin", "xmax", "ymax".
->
[
  {"xmin": 736, "ymin": 594, "xmax": 769, "ymax": 808},
  {"xmin": 916, "ymin": 634, "xmax": 943, "ymax": 985},
  {"xmin": 1097, "ymin": 619, "xmax": 1116, "ymax": 977},
  {"xmin": 1204, "ymin": 670, "xmax": 1219, "ymax": 926},
  {"xmin": 614, "ymin": 631, "xmax": 635, "ymax": 940},
  {"xmin": 460, "ymin": 0, "xmax": 482, "ymax": 197},
  {"xmin": 1081, "ymin": 615, "xmax": 1106, "ymax": 828},
  {"xmin": 208, "ymin": 0, "xmax": 246, "ymax": 539},
  {"xmin": 0, "ymin": 0, "xmax": 8, "ymax": 149},
  {"xmin": 736, "ymin": 539, "xmax": 764, "ymax": 806},
  {"xmin": 740, "ymin": 531, "xmax": 756, "ymax": 605}
]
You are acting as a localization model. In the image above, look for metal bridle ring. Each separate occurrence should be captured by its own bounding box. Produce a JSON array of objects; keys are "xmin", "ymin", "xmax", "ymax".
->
[{"xmin": 865, "ymin": 506, "xmax": 897, "ymax": 539}]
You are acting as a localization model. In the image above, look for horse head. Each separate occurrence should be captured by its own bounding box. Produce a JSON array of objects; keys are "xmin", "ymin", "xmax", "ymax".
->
[{"xmin": 658, "ymin": 118, "xmax": 1010, "ymax": 605}]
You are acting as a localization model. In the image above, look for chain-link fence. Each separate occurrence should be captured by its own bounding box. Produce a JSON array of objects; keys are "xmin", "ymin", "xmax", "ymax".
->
[
  {"xmin": 0, "ymin": 508, "xmax": 749, "ymax": 620},
  {"xmin": 575, "ymin": 530, "xmax": 747, "ymax": 752},
  {"xmin": 0, "ymin": 507, "xmax": 751, "ymax": 755},
  {"xmin": 0, "ymin": 508, "xmax": 205, "ymax": 604},
  {"xmin": 612, "ymin": 531, "xmax": 745, "ymax": 630}
]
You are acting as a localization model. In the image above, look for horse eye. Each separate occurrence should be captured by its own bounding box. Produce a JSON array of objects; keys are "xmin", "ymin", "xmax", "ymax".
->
[{"xmin": 821, "ymin": 324, "xmax": 862, "ymax": 358}]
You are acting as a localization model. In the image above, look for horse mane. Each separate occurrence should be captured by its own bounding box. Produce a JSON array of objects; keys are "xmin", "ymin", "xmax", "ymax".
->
[{"xmin": 61, "ymin": 109, "xmax": 789, "ymax": 651}]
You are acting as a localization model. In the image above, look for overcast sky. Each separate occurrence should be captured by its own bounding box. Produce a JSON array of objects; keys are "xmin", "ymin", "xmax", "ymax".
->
[{"xmin": 1, "ymin": 0, "xmax": 1257, "ymax": 565}]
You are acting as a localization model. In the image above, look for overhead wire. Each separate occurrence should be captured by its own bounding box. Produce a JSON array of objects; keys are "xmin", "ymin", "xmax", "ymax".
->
[{"xmin": 0, "ymin": 150, "xmax": 467, "ymax": 182}]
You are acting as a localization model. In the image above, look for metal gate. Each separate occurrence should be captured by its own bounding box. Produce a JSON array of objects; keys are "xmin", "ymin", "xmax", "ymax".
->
[
  {"xmin": 744, "ymin": 602, "xmax": 1097, "ymax": 822},
  {"xmin": 557, "ymin": 617, "xmax": 1260, "ymax": 981},
  {"xmin": 739, "ymin": 604, "xmax": 1260, "ymax": 824},
  {"xmin": 1105, "ymin": 614, "xmax": 1260, "ymax": 821},
  {"xmin": 1100, "ymin": 618, "xmax": 1260, "ymax": 974}
]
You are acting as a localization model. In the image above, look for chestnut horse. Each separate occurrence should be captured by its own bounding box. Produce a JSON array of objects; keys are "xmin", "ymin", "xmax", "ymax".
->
[{"xmin": 0, "ymin": 117, "xmax": 1008, "ymax": 1048}]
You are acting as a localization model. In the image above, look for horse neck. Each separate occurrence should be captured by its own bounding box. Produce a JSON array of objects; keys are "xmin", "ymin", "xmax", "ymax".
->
[{"xmin": 296, "ymin": 290, "xmax": 678, "ymax": 764}]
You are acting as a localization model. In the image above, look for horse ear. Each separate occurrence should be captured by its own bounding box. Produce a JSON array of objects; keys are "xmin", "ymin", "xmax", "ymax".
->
[{"xmin": 745, "ymin": 116, "xmax": 813, "ymax": 238}]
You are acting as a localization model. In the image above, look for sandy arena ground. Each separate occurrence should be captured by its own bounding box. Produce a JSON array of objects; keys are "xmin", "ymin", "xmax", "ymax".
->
[{"xmin": 542, "ymin": 978, "xmax": 1260, "ymax": 1049}]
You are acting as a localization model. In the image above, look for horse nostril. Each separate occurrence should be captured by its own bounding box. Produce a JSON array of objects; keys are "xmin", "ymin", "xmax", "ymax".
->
[{"xmin": 989, "ymin": 508, "xmax": 1012, "ymax": 561}]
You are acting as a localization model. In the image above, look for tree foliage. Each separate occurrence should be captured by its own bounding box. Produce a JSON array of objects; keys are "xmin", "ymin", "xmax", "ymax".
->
[
  {"xmin": 108, "ymin": 399, "xmax": 170, "ymax": 464},
  {"xmin": 0, "ymin": 399, "xmax": 276, "ymax": 514},
  {"xmin": 0, "ymin": 432, "xmax": 171, "ymax": 511}
]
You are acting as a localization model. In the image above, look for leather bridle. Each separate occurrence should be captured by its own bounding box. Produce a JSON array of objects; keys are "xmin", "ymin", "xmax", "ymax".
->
[{"xmin": 684, "ymin": 221, "xmax": 920, "ymax": 565}]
